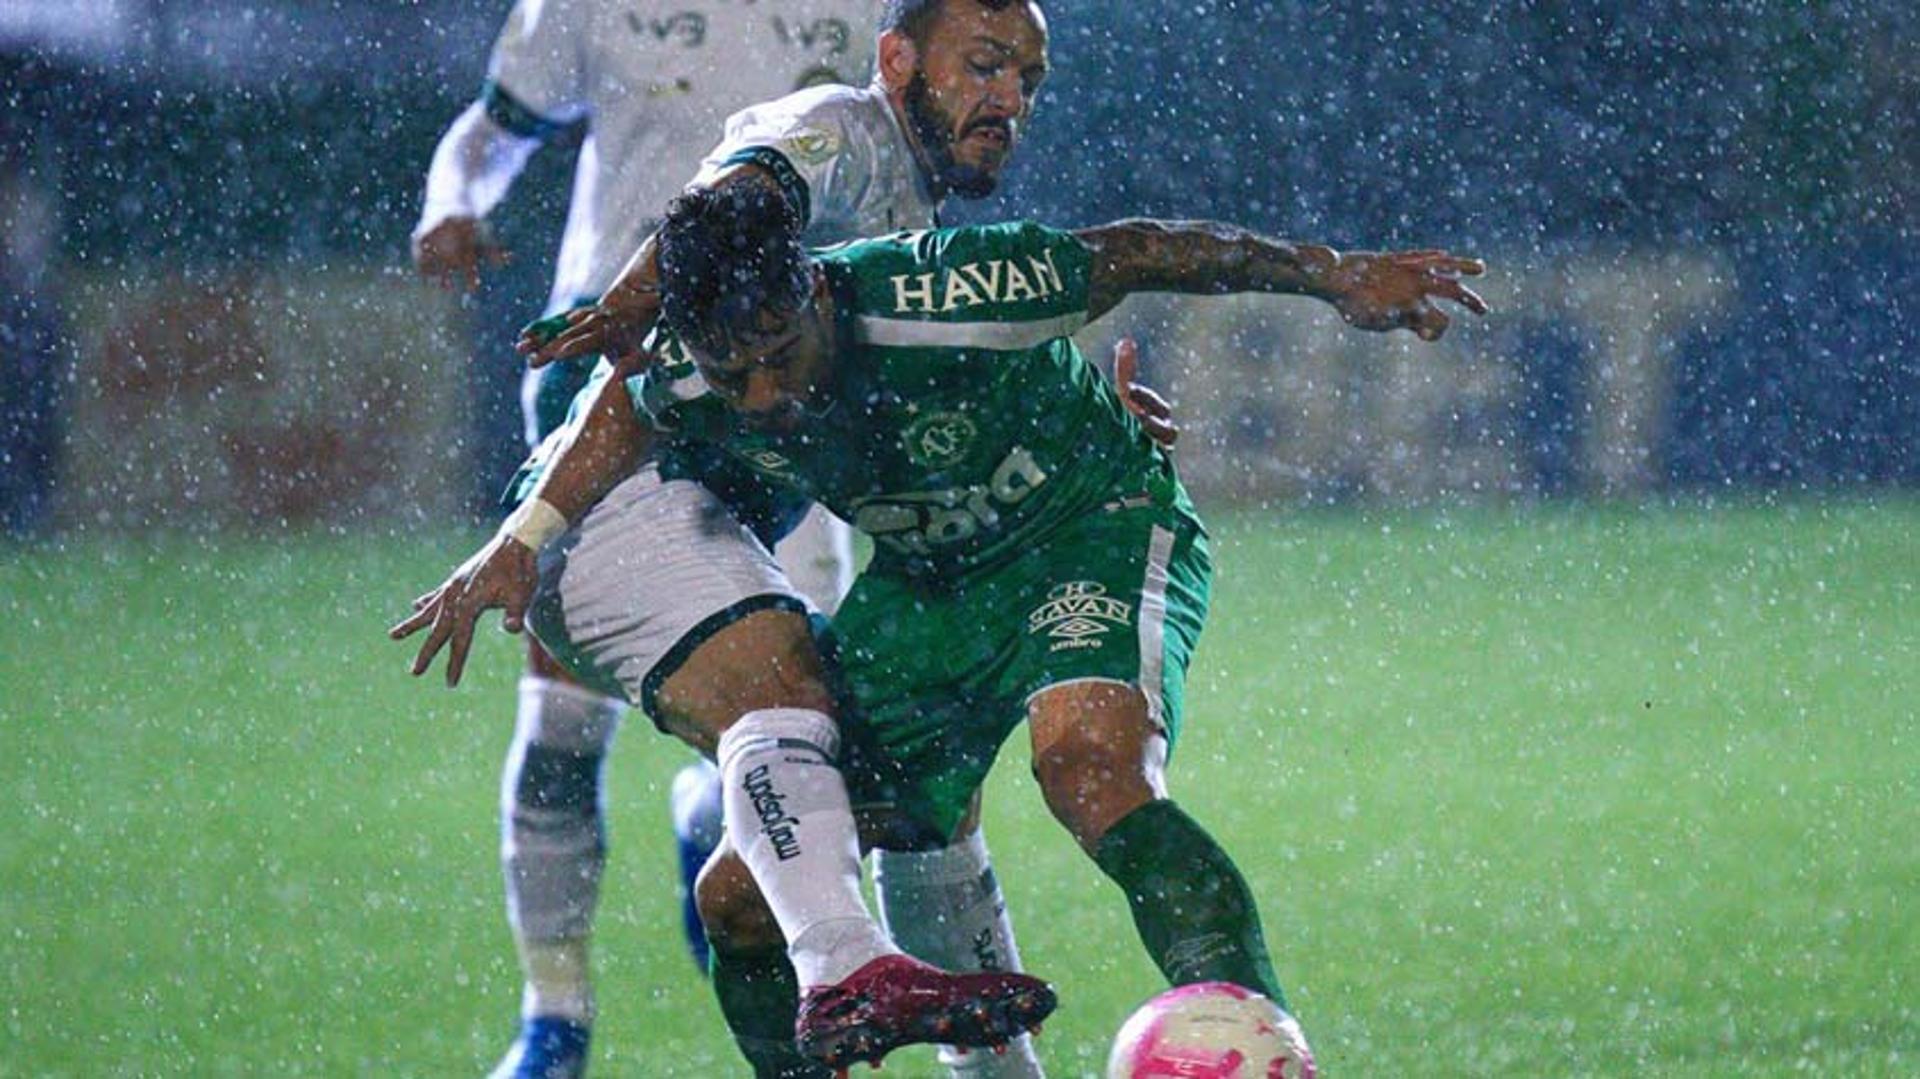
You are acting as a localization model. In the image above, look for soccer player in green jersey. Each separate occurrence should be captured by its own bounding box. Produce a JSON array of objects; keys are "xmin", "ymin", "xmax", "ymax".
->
[
  {"xmin": 403, "ymin": 181, "xmax": 1484, "ymax": 1067},
  {"xmin": 657, "ymin": 186, "xmax": 1482, "ymax": 1037}
]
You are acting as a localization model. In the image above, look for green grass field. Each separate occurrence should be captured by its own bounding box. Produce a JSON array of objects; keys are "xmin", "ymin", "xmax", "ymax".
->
[{"xmin": 3, "ymin": 498, "xmax": 1915, "ymax": 1077}]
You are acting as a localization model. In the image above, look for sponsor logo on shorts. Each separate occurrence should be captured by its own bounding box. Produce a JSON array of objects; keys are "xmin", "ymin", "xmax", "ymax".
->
[
  {"xmin": 1027, "ymin": 580, "xmax": 1132, "ymax": 652},
  {"xmin": 742, "ymin": 764, "xmax": 801, "ymax": 861},
  {"xmin": 903, "ymin": 410, "xmax": 977, "ymax": 468}
]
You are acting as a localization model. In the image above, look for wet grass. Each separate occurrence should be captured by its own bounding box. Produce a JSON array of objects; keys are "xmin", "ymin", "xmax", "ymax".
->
[{"xmin": 2, "ymin": 496, "xmax": 1914, "ymax": 1076}]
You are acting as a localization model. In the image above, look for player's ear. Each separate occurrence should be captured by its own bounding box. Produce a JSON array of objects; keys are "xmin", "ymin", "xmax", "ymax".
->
[{"xmin": 877, "ymin": 29, "xmax": 919, "ymax": 93}]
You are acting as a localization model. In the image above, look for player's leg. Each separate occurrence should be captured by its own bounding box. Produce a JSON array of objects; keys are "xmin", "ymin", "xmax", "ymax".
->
[
  {"xmin": 659, "ymin": 610, "xmax": 1053, "ymax": 1069},
  {"xmin": 680, "ymin": 675, "xmax": 1043, "ymax": 1076},
  {"xmin": 1028, "ymin": 682, "xmax": 1285, "ymax": 999},
  {"xmin": 1019, "ymin": 511, "xmax": 1301, "ymax": 1029},
  {"xmin": 652, "ymin": 605, "xmax": 896, "ymax": 990},
  {"xmin": 492, "ymin": 357, "xmax": 620, "ymax": 1079},
  {"xmin": 694, "ymin": 836, "xmax": 829, "ymax": 1079},
  {"xmin": 873, "ymin": 817, "xmax": 1045, "ymax": 1079},
  {"xmin": 524, "ymin": 466, "xmax": 827, "ymax": 1076},
  {"xmin": 695, "ymin": 808, "xmax": 1053, "ymax": 1079},
  {"xmin": 662, "ymin": 504, "xmax": 852, "ymax": 979},
  {"xmin": 530, "ymin": 471, "xmax": 1052, "ymax": 1071}
]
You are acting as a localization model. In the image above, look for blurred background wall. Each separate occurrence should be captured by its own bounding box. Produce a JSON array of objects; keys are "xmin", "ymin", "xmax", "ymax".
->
[{"xmin": 3, "ymin": 0, "xmax": 1914, "ymax": 534}]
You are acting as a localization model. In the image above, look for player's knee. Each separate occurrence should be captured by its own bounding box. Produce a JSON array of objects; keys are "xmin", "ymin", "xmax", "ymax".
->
[
  {"xmin": 510, "ymin": 677, "xmax": 622, "ymax": 759},
  {"xmin": 1031, "ymin": 726, "xmax": 1155, "ymax": 847},
  {"xmin": 656, "ymin": 611, "xmax": 837, "ymax": 737},
  {"xmin": 1032, "ymin": 720, "xmax": 1129, "ymax": 794},
  {"xmin": 508, "ymin": 742, "xmax": 603, "ymax": 819},
  {"xmin": 694, "ymin": 851, "xmax": 783, "ymax": 953}
]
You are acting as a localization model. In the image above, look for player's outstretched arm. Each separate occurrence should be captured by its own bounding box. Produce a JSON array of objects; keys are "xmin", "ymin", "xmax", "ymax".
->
[
  {"xmin": 412, "ymin": 101, "xmax": 543, "ymax": 292},
  {"xmin": 390, "ymin": 370, "xmax": 656, "ymax": 686},
  {"xmin": 1075, "ymin": 219, "xmax": 1487, "ymax": 340},
  {"xmin": 518, "ymin": 164, "xmax": 792, "ymax": 371}
]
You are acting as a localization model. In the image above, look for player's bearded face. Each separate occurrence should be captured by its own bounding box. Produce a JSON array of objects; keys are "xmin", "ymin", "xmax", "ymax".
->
[
  {"xmin": 901, "ymin": 3, "xmax": 1048, "ymax": 198},
  {"xmin": 904, "ymin": 70, "xmax": 1014, "ymax": 198}
]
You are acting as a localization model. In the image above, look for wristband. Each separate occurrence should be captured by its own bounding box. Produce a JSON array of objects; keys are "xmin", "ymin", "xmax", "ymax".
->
[{"xmin": 501, "ymin": 497, "xmax": 569, "ymax": 552}]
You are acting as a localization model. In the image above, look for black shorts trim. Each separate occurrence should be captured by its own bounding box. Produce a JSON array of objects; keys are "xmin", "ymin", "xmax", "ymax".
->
[{"xmin": 638, "ymin": 592, "xmax": 812, "ymax": 724}]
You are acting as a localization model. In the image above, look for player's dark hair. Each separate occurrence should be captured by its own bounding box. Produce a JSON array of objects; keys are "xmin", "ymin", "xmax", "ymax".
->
[
  {"xmin": 656, "ymin": 184, "xmax": 813, "ymax": 362},
  {"xmin": 881, "ymin": 0, "xmax": 1032, "ymax": 45}
]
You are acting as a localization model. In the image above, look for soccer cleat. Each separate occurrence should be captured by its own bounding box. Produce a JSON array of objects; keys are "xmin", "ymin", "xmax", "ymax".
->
[
  {"xmin": 794, "ymin": 954, "xmax": 1057, "ymax": 1072},
  {"xmin": 488, "ymin": 1017, "xmax": 591, "ymax": 1079}
]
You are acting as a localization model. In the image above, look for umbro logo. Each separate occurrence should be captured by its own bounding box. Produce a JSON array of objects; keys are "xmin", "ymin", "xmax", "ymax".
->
[{"xmin": 1027, "ymin": 581, "xmax": 1132, "ymax": 652}]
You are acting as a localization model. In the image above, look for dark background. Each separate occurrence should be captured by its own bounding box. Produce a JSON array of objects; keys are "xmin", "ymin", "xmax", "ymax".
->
[{"xmin": 3, "ymin": 0, "xmax": 1915, "ymax": 531}]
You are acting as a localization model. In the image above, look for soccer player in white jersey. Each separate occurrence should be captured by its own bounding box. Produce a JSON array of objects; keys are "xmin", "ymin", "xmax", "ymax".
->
[
  {"xmin": 410, "ymin": 2, "xmax": 885, "ymax": 1075},
  {"xmin": 406, "ymin": 2, "xmax": 1085, "ymax": 1076}
]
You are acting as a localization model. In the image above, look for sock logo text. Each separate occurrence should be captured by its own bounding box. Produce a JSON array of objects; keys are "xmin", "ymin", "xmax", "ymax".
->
[{"xmin": 742, "ymin": 764, "xmax": 802, "ymax": 861}]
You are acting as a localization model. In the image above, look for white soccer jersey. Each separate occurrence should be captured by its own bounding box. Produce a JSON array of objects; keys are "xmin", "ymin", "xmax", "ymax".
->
[
  {"xmin": 691, "ymin": 82, "xmax": 942, "ymax": 245},
  {"xmin": 487, "ymin": 0, "xmax": 880, "ymax": 312}
]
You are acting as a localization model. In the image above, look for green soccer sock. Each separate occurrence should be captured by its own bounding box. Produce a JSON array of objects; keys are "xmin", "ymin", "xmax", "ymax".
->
[
  {"xmin": 709, "ymin": 948, "xmax": 831, "ymax": 1079},
  {"xmin": 1092, "ymin": 798, "xmax": 1289, "ymax": 1010}
]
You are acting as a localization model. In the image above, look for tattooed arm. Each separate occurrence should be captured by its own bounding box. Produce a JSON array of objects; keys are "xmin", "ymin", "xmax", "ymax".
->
[{"xmin": 1076, "ymin": 218, "xmax": 1487, "ymax": 340}]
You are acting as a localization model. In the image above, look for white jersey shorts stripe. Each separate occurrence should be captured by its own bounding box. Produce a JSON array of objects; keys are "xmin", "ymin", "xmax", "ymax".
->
[
  {"xmin": 1135, "ymin": 523, "xmax": 1177, "ymax": 728},
  {"xmin": 527, "ymin": 462, "xmax": 813, "ymax": 720},
  {"xmin": 853, "ymin": 311, "xmax": 1090, "ymax": 352}
]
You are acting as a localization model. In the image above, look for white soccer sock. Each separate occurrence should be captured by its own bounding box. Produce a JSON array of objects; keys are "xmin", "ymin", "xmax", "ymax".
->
[
  {"xmin": 503, "ymin": 676, "xmax": 624, "ymax": 1022},
  {"xmin": 875, "ymin": 832, "xmax": 1044, "ymax": 1078},
  {"xmin": 716, "ymin": 708, "xmax": 894, "ymax": 987}
]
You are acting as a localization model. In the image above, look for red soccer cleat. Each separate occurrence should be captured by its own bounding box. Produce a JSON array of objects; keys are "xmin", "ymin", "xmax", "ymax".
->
[{"xmin": 795, "ymin": 954, "xmax": 1057, "ymax": 1072}]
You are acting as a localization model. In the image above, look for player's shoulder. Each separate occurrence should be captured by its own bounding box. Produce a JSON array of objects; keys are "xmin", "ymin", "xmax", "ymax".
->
[{"xmin": 723, "ymin": 83, "xmax": 883, "ymax": 150}]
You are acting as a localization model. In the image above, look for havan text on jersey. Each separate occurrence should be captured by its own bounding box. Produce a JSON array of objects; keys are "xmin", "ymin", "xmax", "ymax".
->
[{"xmin": 888, "ymin": 247, "xmax": 1068, "ymax": 314}]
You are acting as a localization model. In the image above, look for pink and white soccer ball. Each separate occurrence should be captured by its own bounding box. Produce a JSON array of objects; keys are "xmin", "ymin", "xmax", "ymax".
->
[{"xmin": 1106, "ymin": 981, "xmax": 1317, "ymax": 1079}]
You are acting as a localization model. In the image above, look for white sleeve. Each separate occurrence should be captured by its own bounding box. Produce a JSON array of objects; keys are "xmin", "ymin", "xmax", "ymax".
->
[
  {"xmin": 485, "ymin": 0, "xmax": 591, "ymax": 130},
  {"xmin": 414, "ymin": 101, "xmax": 543, "ymax": 232},
  {"xmin": 690, "ymin": 90, "xmax": 871, "ymax": 229}
]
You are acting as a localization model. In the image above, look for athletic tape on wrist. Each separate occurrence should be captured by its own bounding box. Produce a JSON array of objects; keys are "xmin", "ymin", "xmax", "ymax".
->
[{"xmin": 502, "ymin": 497, "xmax": 568, "ymax": 552}]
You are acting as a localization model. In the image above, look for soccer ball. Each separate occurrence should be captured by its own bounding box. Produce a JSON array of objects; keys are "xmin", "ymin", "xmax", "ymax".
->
[{"xmin": 1106, "ymin": 981, "xmax": 1317, "ymax": 1079}]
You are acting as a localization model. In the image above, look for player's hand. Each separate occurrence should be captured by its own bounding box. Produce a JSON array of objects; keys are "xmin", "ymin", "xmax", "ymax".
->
[
  {"xmin": 517, "ymin": 290, "xmax": 661, "ymax": 370},
  {"xmin": 1111, "ymin": 338, "xmax": 1178, "ymax": 449},
  {"xmin": 412, "ymin": 215, "xmax": 509, "ymax": 293},
  {"xmin": 388, "ymin": 536, "xmax": 538, "ymax": 687},
  {"xmin": 1323, "ymin": 249, "xmax": 1488, "ymax": 341}
]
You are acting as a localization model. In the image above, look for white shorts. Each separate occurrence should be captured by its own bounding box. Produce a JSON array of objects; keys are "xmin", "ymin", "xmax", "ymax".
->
[{"xmin": 527, "ymin": 463, "xmax": 813, "ymax": 720}]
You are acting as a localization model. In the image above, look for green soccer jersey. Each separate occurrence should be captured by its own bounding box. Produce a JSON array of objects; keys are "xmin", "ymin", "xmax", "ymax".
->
[{"xmin": 637, "ymin": 221, "xmax": 1189, "ymax": 581}]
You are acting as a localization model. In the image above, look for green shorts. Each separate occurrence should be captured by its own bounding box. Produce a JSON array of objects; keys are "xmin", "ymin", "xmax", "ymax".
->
[{"xmin": 831, "ymin": 495, "xmax": 1211, "ymax": 840}]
